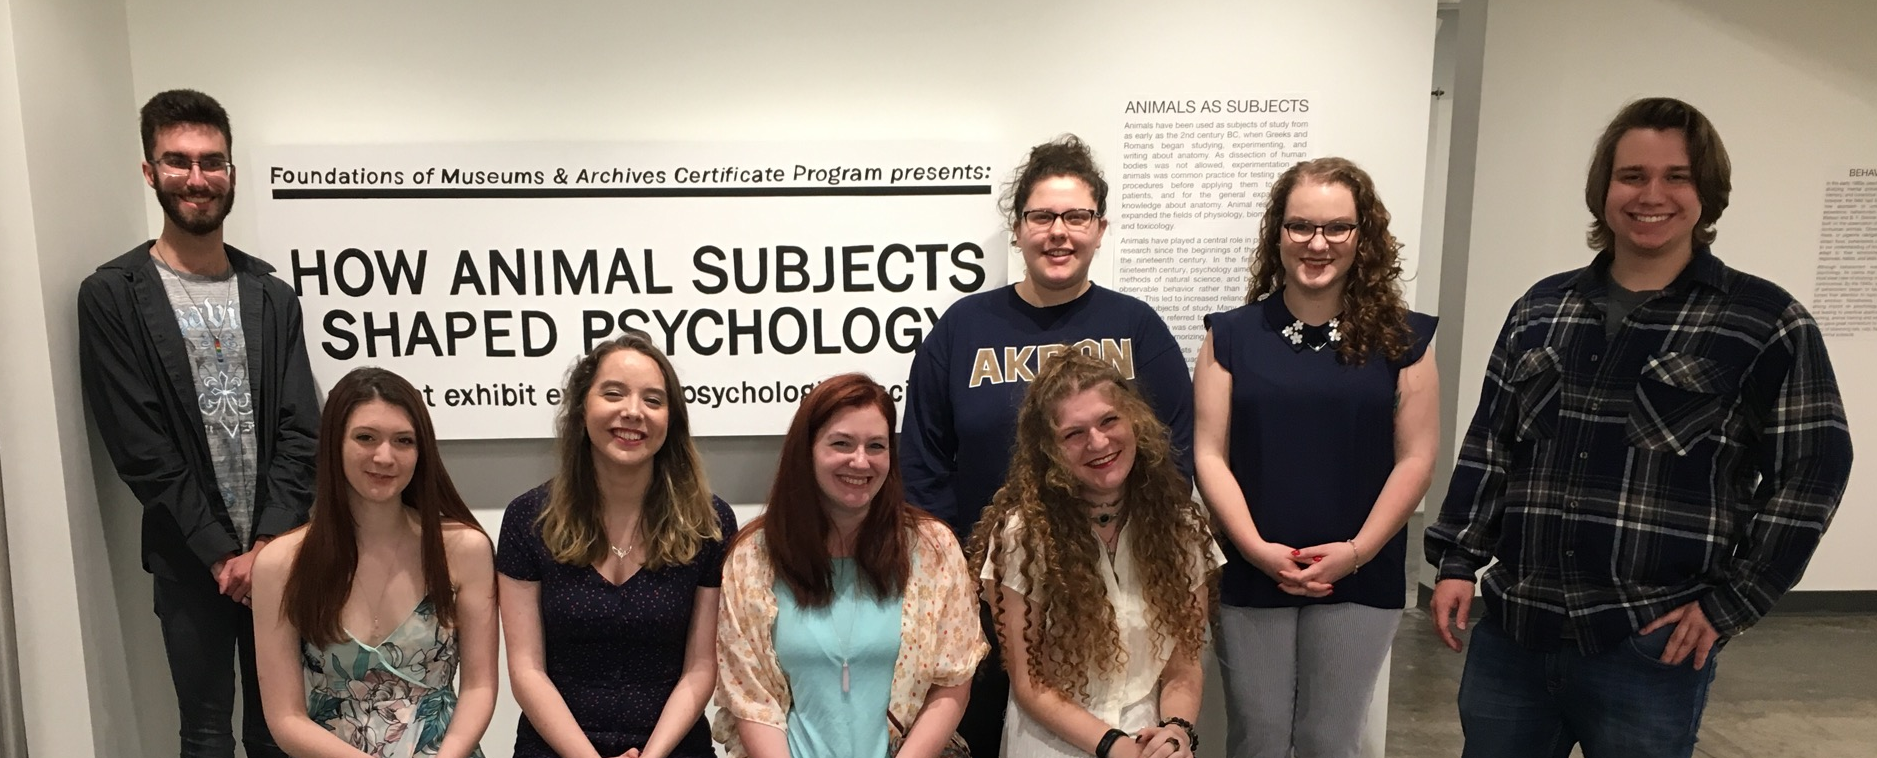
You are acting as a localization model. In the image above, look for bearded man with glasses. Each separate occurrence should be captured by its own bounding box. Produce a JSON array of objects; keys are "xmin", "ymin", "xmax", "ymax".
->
[{"xmin": 77, "ymin": 89, "xmax": 318, "ymax": 758}]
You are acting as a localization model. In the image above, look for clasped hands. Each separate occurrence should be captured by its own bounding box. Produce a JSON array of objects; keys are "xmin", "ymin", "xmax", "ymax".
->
[
  {"xmin": 1244, "ymin": 540, "xmax": 1356, "ymax": 598},
  {"xmin": 1119, "ymin": 724, "xmax": 1195, "ymax": 758},
  {"xmin": 209, "ymin": 536, "xmax": 271, "ymax": 606}
]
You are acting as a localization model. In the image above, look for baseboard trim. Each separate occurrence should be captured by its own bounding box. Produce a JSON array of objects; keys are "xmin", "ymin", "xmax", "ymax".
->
[
  {"xmin": 1774, "ymin": 590, "xmax": 1877, "ymax": 614},
  {"xmin": 1414, "ymin": 585, "xmax": 1877, "ymax": 615}
]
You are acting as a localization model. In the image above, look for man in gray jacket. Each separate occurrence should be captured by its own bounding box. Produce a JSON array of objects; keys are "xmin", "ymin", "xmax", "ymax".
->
[{"xmin": 78, "ymin": 89, "xmax": 319, "ymax": 758}]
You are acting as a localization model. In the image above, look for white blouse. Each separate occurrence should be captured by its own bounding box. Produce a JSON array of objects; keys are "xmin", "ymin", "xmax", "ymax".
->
[{"xmin": 979, "ymin": 512, "xmax": 1224, "ymax": 756}]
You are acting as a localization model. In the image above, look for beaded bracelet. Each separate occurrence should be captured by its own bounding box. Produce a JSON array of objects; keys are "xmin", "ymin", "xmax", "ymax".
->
[
  {"xmin": 1346, "ymin": 539, "xmax": 1363, "ymax": 573},
  {"xmin": 1160, "ymin": 716, "xmax": 1199, "ymax": 752}
]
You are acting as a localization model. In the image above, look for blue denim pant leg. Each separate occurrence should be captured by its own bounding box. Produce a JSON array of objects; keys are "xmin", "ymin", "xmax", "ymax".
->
[
  {"xmin": 1458, "ymin": 617, "xmax": 1719, "ymax": 758},
  {"xmin": 1565, "ymin": 624, "xmax": 1719, "ymax": 758},
  {"xmin": 1457, "ymin": 619, "xmax": 1575, "ymax": 758}
]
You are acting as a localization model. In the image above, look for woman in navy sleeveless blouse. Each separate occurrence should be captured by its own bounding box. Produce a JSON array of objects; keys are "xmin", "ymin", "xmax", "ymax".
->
[
  {"xmin": 497, "ymin": 333, "xmax": 737, "ymax": 758},
  {"xmin": 1194, "ymin": 158, "xmax": 1440, "ymax": 758}
]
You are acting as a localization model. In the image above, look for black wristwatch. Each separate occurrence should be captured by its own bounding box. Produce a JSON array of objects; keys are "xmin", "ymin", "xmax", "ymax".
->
[
  {"xmin": 1161, "ymin": 716, "xmax": 1199, "ymax": 752},
  {"xmin": 1095, "ymin": 728, "xmax": 1129, "ymax": 758}
]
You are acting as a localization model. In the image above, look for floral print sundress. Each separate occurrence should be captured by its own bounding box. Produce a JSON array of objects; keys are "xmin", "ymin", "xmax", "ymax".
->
[{"xmin": 301, "ymin": 596, "xmax": 483, "ymax": 758}]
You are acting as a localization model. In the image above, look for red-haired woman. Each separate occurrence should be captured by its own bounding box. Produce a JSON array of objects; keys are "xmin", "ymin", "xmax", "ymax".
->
[
  {"xmin": 252, "ymin": 367, "xmax": 498, "ymax": 758},
  {"xmin": 716, "ymin": 373, "xmax": 986, "ymax": 758}
]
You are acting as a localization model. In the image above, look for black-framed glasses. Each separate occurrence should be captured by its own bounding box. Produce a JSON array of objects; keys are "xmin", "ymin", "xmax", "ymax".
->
[
  {"xmin": 1282, "ymin": 221, "xmax": 1357, "ymax": 244},
  {"xmin": 1022, "ymin": 208, "xmax": 1101, "ymax": 231},
  {"xmin": 154, "ymin": 155, "xmax": 234, "ymax": 181}
]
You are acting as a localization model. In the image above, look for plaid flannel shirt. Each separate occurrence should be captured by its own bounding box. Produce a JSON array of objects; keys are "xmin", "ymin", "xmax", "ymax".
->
[{"xmin": 1427, "ymin": 248, "xmax": 1852, "ymax": 654}]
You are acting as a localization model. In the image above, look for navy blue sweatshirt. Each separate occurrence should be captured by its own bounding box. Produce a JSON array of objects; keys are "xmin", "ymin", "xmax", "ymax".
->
[{"xmin": 901, "ymin": 284, "xmax": 1195, "ymax": 538}]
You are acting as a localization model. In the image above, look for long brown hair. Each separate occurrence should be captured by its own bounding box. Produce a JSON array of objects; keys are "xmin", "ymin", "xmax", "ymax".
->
[
  {"xmin": 1246, "ymin": 157, "xmax": 1411, "ymax": 365},
  {"xmin": 967, "ymin": 352, "xmax": 1214, "ymax": 701},
  {"xmin": 282, "ymin": 367, "xmax": 482, "ymax": 647},
  {"xmin": 538, "ymin": 332, "xmax": 719, "ymax": 569},
  {"xmin": 1584, "ymin": 96, "xmax": 1731, "ymax": 251},
  {"xmin": 735, "ymin": 373, "xmax": 921, "ymax": 607}
]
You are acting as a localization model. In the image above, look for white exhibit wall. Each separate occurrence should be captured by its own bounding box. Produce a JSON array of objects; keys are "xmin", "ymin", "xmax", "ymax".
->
[
  {"xmin": 0, "ymin": 1, "xmax": 1438, "ymax": 756},
  {"xmin": 118, "ymin": 0, "xmax": 1439, "ymax": 511},
  {"xmin": 0, "ymin": 0, "xmax": 152, "ymax": 755},
  {"xmin": 1455, "ymin": 0, "xmax": 1877, "ymax": 592},
  {"xmin": 121, "ymin": 3, "xmax": 1436, "ymax": 756},
  {"xmin": 8, "ymin": 1, "xmax": 1866, "ymax": 756}
]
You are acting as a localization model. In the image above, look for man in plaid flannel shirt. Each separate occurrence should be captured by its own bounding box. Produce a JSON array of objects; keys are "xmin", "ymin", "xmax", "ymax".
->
[{"xmin": 1425, "ymin": 97, "xmax": 1853, "ymax": 757}]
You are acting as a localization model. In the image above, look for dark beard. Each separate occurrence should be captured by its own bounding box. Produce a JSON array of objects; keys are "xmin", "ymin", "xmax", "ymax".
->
[{"xmin": 153, "ymin": 181, "xmax": 236, "ymax": 236}]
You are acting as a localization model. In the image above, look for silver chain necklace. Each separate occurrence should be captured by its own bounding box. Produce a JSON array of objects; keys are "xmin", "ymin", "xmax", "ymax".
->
[
  {"xmin": 155, "ymin": 244, "xmax": 235, "ymax": 364},
  {"xmin": 607, "ymin": 518, "xmax": 640, "ymax": 561}
]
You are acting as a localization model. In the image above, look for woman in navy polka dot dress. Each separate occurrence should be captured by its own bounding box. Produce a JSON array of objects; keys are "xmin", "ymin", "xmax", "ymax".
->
[{"xmin": 496, "ymin": 333, "xmax": 738, "ymax": 758}]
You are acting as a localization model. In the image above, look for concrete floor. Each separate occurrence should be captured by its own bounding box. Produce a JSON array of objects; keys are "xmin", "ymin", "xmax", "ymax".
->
[{"xmin": 1386, "ymin": 511, "xmax": 1877, "ymax": 756}]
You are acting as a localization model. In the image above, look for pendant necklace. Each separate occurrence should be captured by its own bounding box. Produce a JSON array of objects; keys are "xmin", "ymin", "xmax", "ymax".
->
[
  {"xmin": 363, "ymin": 562, "xmax": 393, "ymax": 641},
  {"xmin": 829, "ymin": 530, "xmax": 861, "ymax": 692},
  {"xmin": 1090, "ymin": 500, "xmax": 1123, "ymax": 559},
  {"xmin": 837, "ymin": 562, "xmax": 859, "ymax": 692},
  {"xmin": 155, "ymin": 243, "xmax": 234, "ymax": 364},
  {"xmin": 360, "ymin": 519, "xmax": 416, "ymax": 643},
  {"xmin": 608, "ymin": 518, "xmax": 640, "ymax": 561}
]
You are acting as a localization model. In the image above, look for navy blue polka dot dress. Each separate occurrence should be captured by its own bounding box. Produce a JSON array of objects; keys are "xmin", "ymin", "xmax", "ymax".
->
[{"xmin": 496, "ymin": 484, "xmax": 738, "ymax": 758}]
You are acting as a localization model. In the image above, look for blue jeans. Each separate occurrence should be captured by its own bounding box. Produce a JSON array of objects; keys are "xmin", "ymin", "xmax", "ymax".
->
[{"xmin": 1457, "ymin": 617, "xmax": 1718, "ymax": 758}]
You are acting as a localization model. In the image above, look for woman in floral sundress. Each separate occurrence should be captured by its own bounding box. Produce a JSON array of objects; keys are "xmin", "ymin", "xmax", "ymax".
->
[{"xmin": 252, "ymin": 367, "xmax": 499, "ymax": 758}]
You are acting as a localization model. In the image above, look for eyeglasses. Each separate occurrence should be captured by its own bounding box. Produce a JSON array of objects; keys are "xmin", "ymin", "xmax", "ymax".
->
[
  {"xmin": 1282, "ymin": 221, "xmax": 1357, "ymax": 244},
  {"xmin": 154, "ymin": 155, "xmax": 234, "ymax": 181},
  {"xmin": 1021, "ymin": 208, "xmax": 1101, "ymax": 231}
]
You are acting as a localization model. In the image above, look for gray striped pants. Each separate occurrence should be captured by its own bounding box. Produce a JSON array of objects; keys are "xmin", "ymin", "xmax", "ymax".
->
[{"xmin": 1216, "ymin": 603, "xmax": 1402, "ymax": 758}]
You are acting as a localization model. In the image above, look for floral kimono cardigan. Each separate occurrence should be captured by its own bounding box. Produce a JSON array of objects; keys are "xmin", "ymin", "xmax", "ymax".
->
[{"xmin": 713, "ymin": 517, "xmax": 988, "ymax": 757}]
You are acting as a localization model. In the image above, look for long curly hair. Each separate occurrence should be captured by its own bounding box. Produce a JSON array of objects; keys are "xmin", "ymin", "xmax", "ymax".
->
[
  {"xmin": 966, "ymin": 351, "xmax": 1214, "ymax": 702},
  {"xmin": 1245, "ymin": 157, "xmax": 1411, "ymax": 365}
]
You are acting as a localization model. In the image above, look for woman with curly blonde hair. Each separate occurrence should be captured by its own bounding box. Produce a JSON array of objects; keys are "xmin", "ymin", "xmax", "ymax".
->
[
  {"xmin": 968, "ymin": 351, "xmax": 1220, "ymax": 758},
  {"xmin": 1195, "ymin": 157, "xmax": 1439, "ymax": 757}
]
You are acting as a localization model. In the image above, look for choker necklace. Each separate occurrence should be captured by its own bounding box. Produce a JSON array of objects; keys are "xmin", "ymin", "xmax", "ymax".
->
[
  {"xmin": 1089, "ymin": 500, "xmax": 1120, "ymax": 527},
  {"xmin": 1281, "ymin": 316, "xmax": 1342, "ymax": 353}
]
